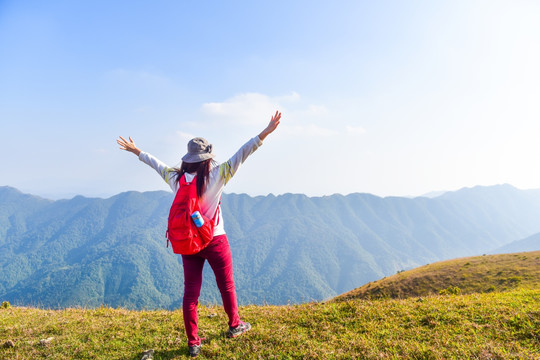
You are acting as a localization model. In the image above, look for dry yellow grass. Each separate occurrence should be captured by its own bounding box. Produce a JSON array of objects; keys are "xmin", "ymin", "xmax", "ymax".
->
[{"xmin": 335, "ymin": 250, "xmax": 540, "ymax": 301}]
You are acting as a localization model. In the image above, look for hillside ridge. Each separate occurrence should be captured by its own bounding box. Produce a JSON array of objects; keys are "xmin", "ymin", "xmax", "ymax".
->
[
  {"xmin": 2, "ymin": 185, "xmax": 540, "ymax": 309},
  {"xmin": 334, "ymin": 250, "xmax": 540, "ymax": 301}
]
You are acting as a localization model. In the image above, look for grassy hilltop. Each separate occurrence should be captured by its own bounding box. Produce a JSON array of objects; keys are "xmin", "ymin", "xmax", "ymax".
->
[
  {"xmin": 1, "ymin": 252, "xmax": 539, "ymax": 359},
  {"xmin": 336, "ymin": 250, "xmax": 540, "ymax": 301}
]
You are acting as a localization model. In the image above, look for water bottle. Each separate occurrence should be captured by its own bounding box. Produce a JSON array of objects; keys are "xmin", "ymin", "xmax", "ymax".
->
[{"xmin": 191, "ymin": 211, "xmax": 204, "ymax": 228}]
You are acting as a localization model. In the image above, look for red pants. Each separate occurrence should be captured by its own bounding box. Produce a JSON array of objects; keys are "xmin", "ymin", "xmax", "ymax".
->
[{"xmin": 181, "ymin": 234, "xmax": 241, "ymax": 346}]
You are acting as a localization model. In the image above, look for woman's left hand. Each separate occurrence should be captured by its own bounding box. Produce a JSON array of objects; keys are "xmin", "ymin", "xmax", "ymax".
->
[{"xmin": 259, "ymin": 111, "xmax": 281, "ymax": 141}]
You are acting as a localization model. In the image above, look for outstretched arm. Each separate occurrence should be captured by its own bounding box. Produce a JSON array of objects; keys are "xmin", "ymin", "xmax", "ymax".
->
[
  {"xmin": 117, "ymin": 136, "xmax": 141, "ymax": 156},
  {"xmin": 117, "ymin": 136, "xmax": 177, "ymax": 190},
  {"xmin": 258, "ymin": 110, "xmax": 281, "ymax": 141},
  {"xmin": 217, "ymin": 111, "xmax": 282, "ymax": 185}
]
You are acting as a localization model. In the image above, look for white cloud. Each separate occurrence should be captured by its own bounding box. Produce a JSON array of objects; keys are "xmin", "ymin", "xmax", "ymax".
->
[
  {"xmin": 177, "ymin": 131, "xmax": 196, "ymax": 141},
  {"xmin": 201, "ymin": 93, "xmax": 282, "ymax": 125},
  {"xmin": 276, "ymin": 92, "xmax": 301, "ymax": 103},
  {"xmin": 281, "ymin": 124, "xmax": 338, "ymax": 137},
  {"xmin": 346, "ymin": 125, "xmax": 366, "ymax": 135},
  {"xmin": 200, "ymin": 91, "xmax": 332, "ymax": 126},
  {"xmin": 200, "ymin": 92, "xmax": 339, "ymax": 137},
  {"xmin": 295, "ymin": 104, "xmax": 329, "ymax": 118}
]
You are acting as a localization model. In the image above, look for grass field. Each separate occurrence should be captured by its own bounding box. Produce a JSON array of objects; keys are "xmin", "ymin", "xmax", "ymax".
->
[
  {"xmin": 1, "ymin": 288, "xmax": 539, "ymax": 359},
  {"xmin": 2, "ymin": 251, "xmax": 539, "ymax": 359}
]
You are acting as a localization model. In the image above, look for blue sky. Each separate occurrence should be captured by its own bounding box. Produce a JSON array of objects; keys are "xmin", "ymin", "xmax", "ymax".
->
[{"xmin": 1, "ymin": 1, "xmax": 540, "ymax": 199}]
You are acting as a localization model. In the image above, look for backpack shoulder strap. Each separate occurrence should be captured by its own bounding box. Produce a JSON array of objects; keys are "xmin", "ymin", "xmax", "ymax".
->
[
  {"xmin": 212, "ymin": 198, "xmax": 222, "ymax": 226},
  {"xmin": 179, "ymin": 173, "xmax": 190, "ymax": 186}
]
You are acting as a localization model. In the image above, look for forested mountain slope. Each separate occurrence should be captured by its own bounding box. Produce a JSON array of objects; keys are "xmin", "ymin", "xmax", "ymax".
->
[{"xmin": 1, "ymin": 184, "xmax": 540, "ymax": 309}]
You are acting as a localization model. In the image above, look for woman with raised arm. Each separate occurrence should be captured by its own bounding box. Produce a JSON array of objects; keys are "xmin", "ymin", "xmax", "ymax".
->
[{"xmin": 117, "ymin": 111, "xmax": 281, "ymax": 357}]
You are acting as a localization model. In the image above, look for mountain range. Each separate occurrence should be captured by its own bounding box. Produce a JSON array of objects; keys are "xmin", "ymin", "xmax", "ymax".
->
[{"xmin": 1, "ymin": 184, "xmax": 539, "ymax": 309}]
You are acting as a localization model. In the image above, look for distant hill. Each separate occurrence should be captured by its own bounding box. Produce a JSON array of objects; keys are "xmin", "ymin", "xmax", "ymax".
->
[
  {"xmin": 418, "ymin": 190, "xmax": 448, "ymax": 198},
  {"xmin": 334, "ymin": 250, "xmax": 540, "ymax": 301},
  {"xmin": 491, "ymin": 232, "xmax": 540, "ymax": 254},
  {"xmin": 2, "ymin": 184, "xmax": 540, "ymax": 309}
]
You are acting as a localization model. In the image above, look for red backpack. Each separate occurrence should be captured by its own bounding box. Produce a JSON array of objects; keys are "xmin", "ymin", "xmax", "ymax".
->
[{"xmin": 166, "ymin": 174, "xmax": 217, "ymax": 255}]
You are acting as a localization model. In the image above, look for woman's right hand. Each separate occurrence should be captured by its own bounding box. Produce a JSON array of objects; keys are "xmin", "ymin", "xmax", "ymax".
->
[
  {"xmin": 258, "ymin": 111, "xmax": 282, "ymax": 141},
  {"xmin": 117, "ymin": 136, "xmax": 142, "ymax": 156}
]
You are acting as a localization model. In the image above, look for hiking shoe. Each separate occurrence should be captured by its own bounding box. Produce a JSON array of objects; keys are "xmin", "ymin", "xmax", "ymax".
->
[
  {"xmin": 140, "ymin": 349, "xmax": 154, "ymax": 360},
  {"xmin": 188, "ymin": 344, "xmax": 201, "ymax": 357},
  {"xmin": 227, "ymin": 322, "xmax": 251, "ymax": 338}
]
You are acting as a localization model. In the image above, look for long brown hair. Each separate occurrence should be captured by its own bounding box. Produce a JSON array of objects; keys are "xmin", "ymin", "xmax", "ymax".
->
[{"xmin": 175, "ymin": 159, "xmax": 216, "ymax": 198}]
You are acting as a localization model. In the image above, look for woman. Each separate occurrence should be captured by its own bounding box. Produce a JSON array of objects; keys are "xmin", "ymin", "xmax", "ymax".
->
[{"xmin": 117, "ymin": 111, "xmax": 281, "ymax": 357}]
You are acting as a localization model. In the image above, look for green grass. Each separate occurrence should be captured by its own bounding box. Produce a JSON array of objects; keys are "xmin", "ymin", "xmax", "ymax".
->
[
  {"xmin": 335, "ymin": 251, "xmax": 540, "ymax": 301},
  {"xmin": 1, "ymin": 289, "xmax": 539, "ymax": 359}
]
